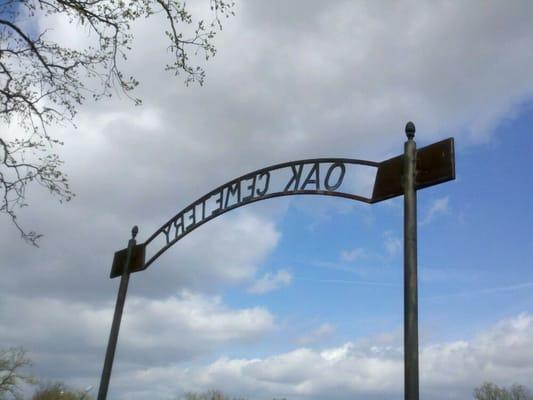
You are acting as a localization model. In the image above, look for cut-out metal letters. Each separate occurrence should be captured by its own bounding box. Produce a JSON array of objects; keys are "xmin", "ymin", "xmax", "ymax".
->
[{"xmin": 110, "ymin": 138, "xmax": 454, "ymax": 276}]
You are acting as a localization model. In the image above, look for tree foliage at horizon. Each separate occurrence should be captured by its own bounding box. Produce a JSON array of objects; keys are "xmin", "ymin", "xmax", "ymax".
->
[
  {"xmin": 0, "ymin": 0, "xmax": 234, "ymax": 244},
  {"xmin": 0, "ymin": 348, "xmax": 93, "ymax": 399},
  {"xmin": 4, "ymin": 349, "xmax": 533, "ymax": 400},
  {"xmin": 182, "ymin": 390, "xmax": 245, "ymax": 400},
  {"xmin": 31, "ymin": 382, "xmax": 94, "ymax": 400},
  {"xmin": 181, "ymin": 391, "xmax": 286, "ymax": 400},
  {"xmin": 0, "ymin": 347, "xmax": 35, "ymax": 400},
  {"xmin": 474, "ymin": 382, "xmax": 533, "ymax": 400}
]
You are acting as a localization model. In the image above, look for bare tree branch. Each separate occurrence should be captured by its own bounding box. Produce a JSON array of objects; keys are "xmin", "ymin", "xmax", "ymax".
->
[
  {"xmin": 0, "ymin": 347, "xmax": 35, "ymax": 399},
  {"xmin": 0, "ymin": 0, "xmax": 234, "ymax": 244}
]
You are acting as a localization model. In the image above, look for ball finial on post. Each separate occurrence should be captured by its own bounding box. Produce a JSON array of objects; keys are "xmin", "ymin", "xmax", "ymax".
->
[
  {"xmin": 131, "ymin": 225, "xmax": 139, "ymax": 239},
  {"xmin": 405, "ymin": 121, "xmax": 416, "ymax": 140}
]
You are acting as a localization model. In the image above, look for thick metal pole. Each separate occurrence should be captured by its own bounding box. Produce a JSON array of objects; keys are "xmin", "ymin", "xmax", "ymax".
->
[
  {"xmin": 404, "ymin": 122, "xmax": 419, "ymax": 400},
  {"xmin": 97, "ymin": 226, "xmax": 138, "ymax": 400}
]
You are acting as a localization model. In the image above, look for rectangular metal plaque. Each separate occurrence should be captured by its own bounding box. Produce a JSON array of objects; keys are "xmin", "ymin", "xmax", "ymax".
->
[
  {"xmin": 371, "ymin": 138, "xmax": 455, "ymax": 203},
  {"xmin": 110, "ymin": 243, "xmax": 146, "ymax": 279}
]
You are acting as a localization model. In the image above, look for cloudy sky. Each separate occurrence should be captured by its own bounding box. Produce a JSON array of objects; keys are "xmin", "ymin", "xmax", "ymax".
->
[{"xmin": 2, "ymin": 1, "xmax": 533, "ymax": 399}]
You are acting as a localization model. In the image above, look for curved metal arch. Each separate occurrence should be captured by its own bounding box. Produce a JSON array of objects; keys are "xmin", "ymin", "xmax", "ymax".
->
[{"xmin": 141, "ymin": 157, "xmax": 379, "ymax": 269}]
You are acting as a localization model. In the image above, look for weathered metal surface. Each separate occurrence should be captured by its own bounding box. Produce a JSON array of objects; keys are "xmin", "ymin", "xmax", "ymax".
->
[
  {"xmin": 140, "ymin": 158, "xmax": 379, "ymax": 270},
  {"xmin": 127, "ymin": 141, "xmax": 455, "ymax": 273},
  {"xmin": 110, "ymin": 243, "xmax": 146, "ymax": 278},
  {"xmin": 102, "ymin": 123, "xmax": 456, "ymax": 400},
  {"xmin": 98, "ymin": 226, "xmax": 138, "ymax": 400},
  {"xmin": 403, "ymin": 123, "xmax": 419, "ymax": 400},
  {"xmin": 371, "ymin": 137, "xmax": 455, "ymax": 203},
  {"xmin": 415, "ymin": 137, "xmax": 455, "ymax": 191}
]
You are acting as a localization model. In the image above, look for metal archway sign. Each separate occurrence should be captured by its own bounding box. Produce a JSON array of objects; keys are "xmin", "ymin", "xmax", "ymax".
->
[{"xmin": 98, "ymin": 123, "xmax": 455, "ymax": 400}]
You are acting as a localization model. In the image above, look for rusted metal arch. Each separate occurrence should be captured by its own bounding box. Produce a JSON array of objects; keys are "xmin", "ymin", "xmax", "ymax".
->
[
  {"xmin": 142, "ymin": 157, "xmax": 380, "ymax": 270},
  {"xmin": 110, "ymin": 138, "xmax": 454, "ymax": 278},
  {"xmin": 100, "ymin": 124, "xmax": 456, "ymax": 400}
]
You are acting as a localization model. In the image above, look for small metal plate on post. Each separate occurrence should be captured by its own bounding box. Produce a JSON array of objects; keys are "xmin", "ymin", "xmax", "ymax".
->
[
  {"xmin": 371, "ymin": 138, "xmax": 455, "ymax": 203},
  {"xmin": 110, "ymin": 243, "xmax": 146, "ymax": 279},
  {"xmin": 416, "ymin": 137, "xmax": 455, "ymax": 190}
]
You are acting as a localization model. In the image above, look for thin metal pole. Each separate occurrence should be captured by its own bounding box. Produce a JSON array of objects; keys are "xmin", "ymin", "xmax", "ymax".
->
[
  {"xmin": 97, "ymin": 226, "xmax": 138, "ymax": 400},
  {"xmin": 404, "ymin": 122, "xmax": 419, "ymax": 400}
]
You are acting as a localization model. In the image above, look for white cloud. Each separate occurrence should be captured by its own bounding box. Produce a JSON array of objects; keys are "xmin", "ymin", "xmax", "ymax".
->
[
  {"xmin": 0, "ymin": 208, "xmax": 281, "ymax": 302},
  {"xmin": 383, "ymin": 230, "xmax": 402, "ymax": 258},
  {"xmin": 297, "ymin": 323, "xmax": 336, "ymax": 345},
  {"xmin": 119, "ymin": 313, "xmax": 533, "ymax": 400},
  {"xmin": 2, "ymin": 1, "xmax": 533, "ymax": 398},
  {"xmin": 121, "ymin": 292, "xmax": 276, "ymax": 354},
  {"xmin": 421, "ymin": 196, "xmax": 450, "ymax": 226},
  {"xmin": 247, "ymin": 269, "xmax": 292, "ymax": 294},
  {"xmin": 0, "ymin": 291, "xmax": 276, "ymax": 383},
  {"xmin": 340, "ymin": 248, "xmax": 365, "ymax": 262}
]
